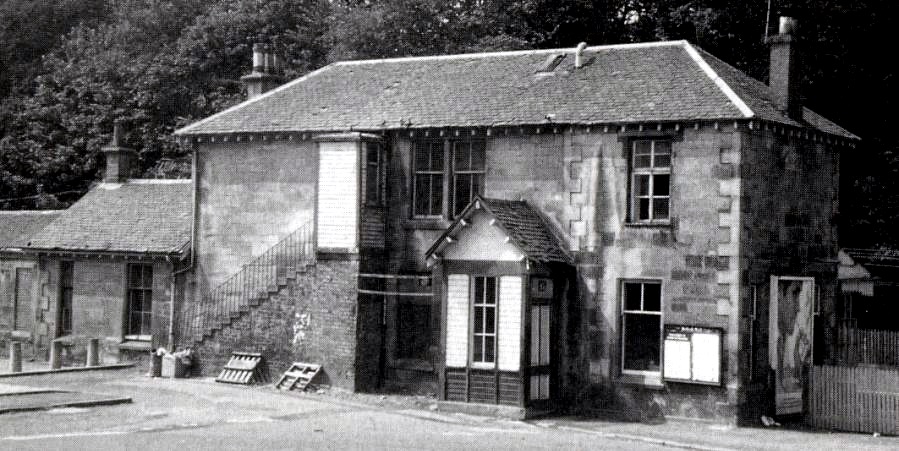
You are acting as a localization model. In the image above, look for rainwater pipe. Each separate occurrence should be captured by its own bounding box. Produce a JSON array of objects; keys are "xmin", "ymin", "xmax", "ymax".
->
[{"xmin": 165, "ymin": 145, "xmax": 199, "ymax": 351}]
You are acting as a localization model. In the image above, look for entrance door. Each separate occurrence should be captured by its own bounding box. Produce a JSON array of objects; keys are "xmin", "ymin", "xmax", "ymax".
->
[
  {"xmin": 528, "ymin": 302, "xmax": 552, "ymax": 402},
  {"xmin": 769, "ymin": 276, "xmax": 815, "ymax": 416}
]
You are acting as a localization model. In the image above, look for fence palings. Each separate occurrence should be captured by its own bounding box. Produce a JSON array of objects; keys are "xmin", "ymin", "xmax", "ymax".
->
[{"xmin": 810, "ymin": 365, "xmax": 899, "ymax": 435}]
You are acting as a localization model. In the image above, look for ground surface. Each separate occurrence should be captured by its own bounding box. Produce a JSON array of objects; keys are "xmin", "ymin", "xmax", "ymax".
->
[{"xmin": 0, "ymin": 366, "xmax": 895, "ymax": 450}]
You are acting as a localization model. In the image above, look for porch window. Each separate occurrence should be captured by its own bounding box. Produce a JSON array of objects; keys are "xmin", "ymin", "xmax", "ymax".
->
[
  {"xmin": 413, "ymin": 138, "xmax": 486, "ymax": 218},
  {"xmin": 621, "ymin": 280, "xmax": 662, "ymax": 374},
  {"xmin": 126, "ymin": 263, "xmax": 153, "ymax": 340},
  {"xmin": 472, "ymin": 276, "xmax": 497, "ymax": 367},
  {"xmin": 630, "ymin": 140, "xmax": 671, "ymax": 223}
]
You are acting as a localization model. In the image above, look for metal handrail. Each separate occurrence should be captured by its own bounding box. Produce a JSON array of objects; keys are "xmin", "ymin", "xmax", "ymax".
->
[{"xmin": 181, "ymin": 221, "xmax": 315, "ymax": 344}]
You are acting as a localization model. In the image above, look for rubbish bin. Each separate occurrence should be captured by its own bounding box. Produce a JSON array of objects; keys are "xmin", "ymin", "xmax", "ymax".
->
[
  {"xmin": 162, "ymin": 353, "xmax": 190, "ymax": 378},
  {"xmin": 149, "ymin": 350, "xmax": 162, "ymax": 377}
]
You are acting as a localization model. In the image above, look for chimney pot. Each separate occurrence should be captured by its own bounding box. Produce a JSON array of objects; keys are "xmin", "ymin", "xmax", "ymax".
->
[
  {"xmin": 574, "ymin": 42, "xmax": 587, "ymax": 68},
  {"xmin": 252, "ymin": 43, "xmax": 265, "ymax": 73},
  {"xmin": 778, "ymin": 16, "xmax": 797, "ymax": 36},
  {"xmin": 242, "ymin": 42, "xmax": 284, "ymax": 99}
]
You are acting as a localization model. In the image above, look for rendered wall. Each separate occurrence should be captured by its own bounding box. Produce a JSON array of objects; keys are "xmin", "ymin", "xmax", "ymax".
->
[{"xmin": 194, "ymin": 140, "xmax": 317, "ymax": 293}]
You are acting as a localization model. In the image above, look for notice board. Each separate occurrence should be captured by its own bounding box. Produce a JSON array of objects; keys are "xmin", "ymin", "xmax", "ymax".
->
[{"xmin": 663, "ymin": 325, "xmax": 722, "ymax": 385}]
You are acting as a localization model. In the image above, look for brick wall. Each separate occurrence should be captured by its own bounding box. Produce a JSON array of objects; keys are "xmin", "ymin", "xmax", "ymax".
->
[{"xmin": 185, "ymin": 256, "xmax": 363, "ymax": 391}]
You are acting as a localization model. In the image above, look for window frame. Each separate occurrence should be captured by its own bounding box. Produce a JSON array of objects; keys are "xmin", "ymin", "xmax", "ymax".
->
[
  {"xmin": 412, "ymin": 137, "xmax": 486, "ymax": 219},
  {"xmin": 364, "ymin": 141, "xmax": 384, "ymax": 207},
  {"xmin": 125, "ymin": 263, "xmax": 153, "ymax": 341},
  {"xmin": 470, "ymin": 275, "xmax": 498, "ymax": 369},
  {"xmin": 628, "ymin": 139, "xmax": 672, "ymax": 224},
  {"xmin": 620, "ymin": 279, "xmax": 664, "ymax": 377}
]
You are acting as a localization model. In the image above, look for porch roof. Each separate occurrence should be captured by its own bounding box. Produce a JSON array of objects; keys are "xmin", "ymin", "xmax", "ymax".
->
[{"xmin": 426, "ymin": 196, "xmax": 571, "ymax": 265}]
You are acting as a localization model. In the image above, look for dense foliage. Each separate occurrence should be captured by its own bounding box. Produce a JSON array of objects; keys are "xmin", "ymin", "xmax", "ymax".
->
[{"xmin": 0, "ymin": 0, "xmax": 896, "ymax": 247}]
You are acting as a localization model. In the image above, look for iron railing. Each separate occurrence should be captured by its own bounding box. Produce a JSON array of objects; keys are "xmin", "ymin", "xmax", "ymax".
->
[{"xmin": 181, "ymin": 222, "xmax": 315, "ymax": 344}]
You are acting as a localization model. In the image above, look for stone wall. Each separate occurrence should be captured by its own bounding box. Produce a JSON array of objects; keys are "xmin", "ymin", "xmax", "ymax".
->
[
  {"xmin": 383, "ymin": 126, "xmax": 747, "ymax": 421},
  {"xmin": 738, "ymin": 128, "xmax": 840, "ymax": 422},
  {"xmin": 186, "ymin": 256, "xmax": 364, "ymax": 391},
  {"xmin": 42, "ymin": 257, "xmax": 177, "ymax": 363},
  {"xmin": 0, "ymin": 254, "xmax": 41, "ymax": 357}
]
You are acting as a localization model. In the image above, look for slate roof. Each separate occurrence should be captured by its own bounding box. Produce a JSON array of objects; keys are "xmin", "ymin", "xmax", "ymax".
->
[
  {"xmin": 176, "ymin": 41, "xmax": 856, "ymax": 139},
  {"xmin": 26, "ymin": 180, "xmax": 192, "ymax": 255},
  {"xmin": 0, "ymin": 210, "xmax": 62, "ymax": 250},
  {"xmin": 427, "ymin": 196, "xmax": 571, "ymax": 264}
]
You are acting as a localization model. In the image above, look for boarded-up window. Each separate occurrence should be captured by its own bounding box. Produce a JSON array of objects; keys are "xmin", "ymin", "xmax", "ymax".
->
[
  {"xmin": 364, "ymin": 142, "xmax": 382, "ymax": 206},
  {"xmin": 14, "ymin": 268, "xmax": 33, "ymax": 331},
  {"xmin": 497, "ymin": 276, "xmax": 522, "ymax": 371},
  {"xmin": 396, "ymin": 302, "xmax": 430, "ymax": 360},
  {"xmin": 318, "ymin": 142, "xmax": 359, "ymax": 249},
  {"xmin": 445, "ymin": 274, "xmax": 469, "ymax": 367},
  {"xmin": 59, "ymin": 261, "xmax": 73, "ymax": 336},
  {"xmin": 126, "ymin": 263, "xmax": 153, "ymax": 339}
]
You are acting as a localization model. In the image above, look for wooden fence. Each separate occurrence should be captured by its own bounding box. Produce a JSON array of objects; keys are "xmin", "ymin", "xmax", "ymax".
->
[
  {"xmin": 810, "ymin": 365, "xmax": 899, "ymax": 435},
  {"xmin": 832, "ymin": 326, "xmax": 899, "ymax": 367}
]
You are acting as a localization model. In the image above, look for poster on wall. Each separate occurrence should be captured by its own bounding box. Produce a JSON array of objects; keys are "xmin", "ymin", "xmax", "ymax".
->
[
  {"xmin": 769, "ymin": 276, "xmax": 815, "ymax": 416},
  {"xmin": 663, "ymin": 326, "xmax": 722, "ymax": 385}
]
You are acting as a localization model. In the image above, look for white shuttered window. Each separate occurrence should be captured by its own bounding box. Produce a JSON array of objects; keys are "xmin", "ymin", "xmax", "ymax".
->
[
  {"xmin": 445, "ymin": 274, "xmax": 470, "ymax": 367},
  {"xmin": 497, "ymin": 276, "xmax": 522, "ymax": 371},
  {"xmin": 318, "ymin": 142, "xmax": 359, "ymax": 249}
]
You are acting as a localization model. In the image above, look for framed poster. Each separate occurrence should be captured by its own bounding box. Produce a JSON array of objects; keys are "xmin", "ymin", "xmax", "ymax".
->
[{"xmin": 663, "ymin": 325, "xmax": 722, "ymax": 385}]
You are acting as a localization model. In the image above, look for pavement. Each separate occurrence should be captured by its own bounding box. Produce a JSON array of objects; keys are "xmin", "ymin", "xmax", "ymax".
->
[{"xmin": 0, "ymin": 366, "xmax": 894, "ymax": 450}]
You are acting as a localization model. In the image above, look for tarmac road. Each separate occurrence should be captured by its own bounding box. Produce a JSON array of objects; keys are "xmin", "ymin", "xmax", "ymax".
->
[
  {"xmin": 0, "ymin": 367, "xmax": 895, "ymax": 451},
  {"xmin": 0, "ymin": 368, "xmax": 663, "ymax": 450}
]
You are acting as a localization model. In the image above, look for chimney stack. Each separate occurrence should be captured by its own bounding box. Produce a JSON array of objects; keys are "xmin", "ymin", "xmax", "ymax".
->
[
  {"xmin": 241, "ymin": 42, "xmax": 284, "ymax": 99},
  {"xmin": 766, "ymin": 16, "xmax": 802, "ymax": 119},
  {"xmin": 102, "ymin": 121, "xmax": 137, "ymax": 183}
]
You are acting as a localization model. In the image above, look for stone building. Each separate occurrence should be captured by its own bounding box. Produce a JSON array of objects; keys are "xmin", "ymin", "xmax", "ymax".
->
[
  {"xmin": 174, "ymin": 18, "xmax": 857, "ymax": 422},
  {"xmin": 23, "ymin": 126, "xmax": 192, "ymax": 363},
  {"xmin": 0, "ymin": 210, "xmax": 61, "ymax": 357}
]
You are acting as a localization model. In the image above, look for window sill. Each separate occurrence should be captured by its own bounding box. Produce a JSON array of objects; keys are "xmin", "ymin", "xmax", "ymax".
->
[
  {"xmin": 118, "ymin": 341, "xmax": 153, "ymax": 351},
  {"xmin": 617, "ymin": 373, "xmax": 665, "ymax": 389},
  {"xmin": 404, "ymin": 218, "xmax": 451, "ymax": 231},
  {"xmin": 391, "ymin": 358, "xmax": 434, "ymax": 372},
  {"xmin": 624, "ymin": 221, "xmax": 671, "ymax": 228}
]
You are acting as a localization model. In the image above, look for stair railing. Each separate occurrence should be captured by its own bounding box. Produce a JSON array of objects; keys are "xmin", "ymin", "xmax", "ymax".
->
[{"xmin": 181, "ymin": 221, "xmax": 315, "ymax": 344}]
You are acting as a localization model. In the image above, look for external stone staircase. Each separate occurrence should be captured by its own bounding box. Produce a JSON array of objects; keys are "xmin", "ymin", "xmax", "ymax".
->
[{"xmin": 182, "ymin": 222, "xmax": 315, "ymax": 345}]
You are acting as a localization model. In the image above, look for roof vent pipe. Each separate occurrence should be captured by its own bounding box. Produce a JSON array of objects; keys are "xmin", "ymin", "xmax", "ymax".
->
[{"xmin": 574, "ymin": 42, "xmax": 587, "ymax": 68}]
